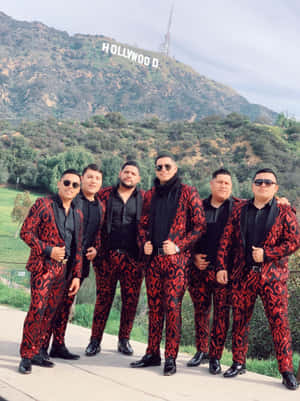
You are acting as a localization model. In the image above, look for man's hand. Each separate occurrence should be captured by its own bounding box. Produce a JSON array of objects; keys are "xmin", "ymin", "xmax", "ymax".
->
[
  {"xmin": 69, "ymin": 277, "xmax": 80, "ymax": 296},
  {"xmin": 194, "ymin": 253, "xmax": 209, "ymax": 270},
  {"xmin": 252, "ymin": 246, "xmax": 264, "ymax": 263},
  {"xmin": 216, "ymin": 270, "xmax": 228, "ymax": 285},
  {"xmin": 144, "ymin": 241, "xmax": 153, "ymax": 255},
  {"xmin": 86, "ymin": 247, "xmax": 97, "ymax": 261},
  {"xmin": 276, "ymin": 196, "xmax": 290, "ymax": 206},
  {"xmin": 50, "ymin": 246, "xmax": 65, "ymax": 262},
  {"xmin": 163, "ymin": 240, "xmax": 177, "ymax": 255}
]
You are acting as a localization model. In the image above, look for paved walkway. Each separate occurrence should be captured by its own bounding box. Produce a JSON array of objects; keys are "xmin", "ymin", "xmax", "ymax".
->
[{"xmin": 0, "ymin": 305, "xmax": 298, "ymax": 401}]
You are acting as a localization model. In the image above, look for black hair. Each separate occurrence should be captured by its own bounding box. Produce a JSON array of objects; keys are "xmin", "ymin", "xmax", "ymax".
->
[
  {"xmin": 212, "ymin": 168, "xmax": 231, "ymax": 179},
  {"xmin": 82, "ymin": 163, "xmax": 103, "ymax": 176},
  {"xmin": 60, "ymin": 169, "xmax": 81, "ymax": 179},
  {"xmin": 121, "ymin": 160, "xmax": 140, "ymax": 172},
  {"xmin": 155, "ymin": 152, "xmax": 176, "ymax": 164},
  {"xmin": 253, "ymin": 168, "xmax": 278, "ymax": 182}
]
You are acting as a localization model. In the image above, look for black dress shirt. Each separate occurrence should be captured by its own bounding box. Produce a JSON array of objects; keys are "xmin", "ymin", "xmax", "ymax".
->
[
  {"xmin": 194, "ymin": 196, "xmax": 231, "ymax": 266},
  {"xmin": 245, "ymin": 199, "xmax": 272, "ymax": 267},
  {"xmin": 109, "ymin": 187, "xmax": 138, "ymax": 255}
]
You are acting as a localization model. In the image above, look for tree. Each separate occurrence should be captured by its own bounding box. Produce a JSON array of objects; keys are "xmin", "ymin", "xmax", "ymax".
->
[{"xmin": 11, "ymin": 191, "xmax": 33, "ymax": 238}]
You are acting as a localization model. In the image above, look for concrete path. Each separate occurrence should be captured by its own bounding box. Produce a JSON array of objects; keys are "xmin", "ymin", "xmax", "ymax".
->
[{"xmin": 0, "ymin": 305, "xmax": 298, "ymax": 401}]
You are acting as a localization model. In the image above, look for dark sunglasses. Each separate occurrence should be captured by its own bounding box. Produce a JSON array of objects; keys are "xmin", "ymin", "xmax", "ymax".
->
[
  {"xmin": 63, "ymin": 179, "xmax": 80, "ymax": 189},
  {"xmin": 156, "ymin": 164, "xmax": 172, "ymax": 172},
  {"xmin": 254, "ymin": 179, "xmax": 277, "ymax": 187}
]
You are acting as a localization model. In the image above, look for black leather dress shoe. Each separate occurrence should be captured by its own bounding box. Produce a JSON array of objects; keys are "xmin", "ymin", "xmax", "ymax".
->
[
  {"xmin": 19, "ymin": 358, "xmax": 32, "ymax": 374},
  {"xmin": 223, "ymin": 362, "xmax": 246, "ymax": 378},
  {"xmin": 40, "ymin": 348, "xmax": 50, "ymax": 361},
  {"xmin": 282, "ymin": 372, "xmax": 299, "ymax": 390},
  {"xmin": 187, "ymin": 351, "xmax": 209, "ymax": 367},
  {"xmin": 85, "ymin": 339, "xmax": 101, "ymax": 357},
  {"xmin": 50, "ymin": 343, "xmax": 80, "ymax": 360},
  {"xmin": 164, "ymin": 357, "xmax": 176, "ymax": 376},
  {"xmin": 209, "ymin": 358, "xmax": 221, "ymax": 375},
  {"xmin": 130, "ymin": 353, "xmax": 161, "ymax": 368},
  {"xmin": 118, "ymin": 338, "xmax": 133, "ymax": 355},
  {"xmin": 31, "ymin": 353, "xmax": 55, "ymax": 368}
]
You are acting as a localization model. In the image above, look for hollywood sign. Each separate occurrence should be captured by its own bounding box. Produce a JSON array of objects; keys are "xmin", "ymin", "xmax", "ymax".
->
[{"xmin": 102, "ymin": 42, "xmax": 159, "ymax": 68}]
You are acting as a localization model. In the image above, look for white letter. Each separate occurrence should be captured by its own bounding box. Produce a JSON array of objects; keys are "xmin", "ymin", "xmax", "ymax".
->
[
  {"xmin": 111, "ymin": 44, "xmax": 117, "ymax": 55},
  {"xmin": 138, "ymin": 54, "xmax": 144, "ymax": 64},
  {"xmin": 131, "ymin": 51, "xmax": 138, "ymax": 62},
  {"xmin": 144, "ymin": 56, "xmax": 150, "ymax": 66},
  {"xmin": 102, "ymin": 42, "xmax": 110, "ymax": 53},
  {"xmin": 126, "ymin": 49, "xmax": 133, "ymax": 59},
  {"xmin": 152, "ymin": 58, "xmax": 159, "ymax": 68}
]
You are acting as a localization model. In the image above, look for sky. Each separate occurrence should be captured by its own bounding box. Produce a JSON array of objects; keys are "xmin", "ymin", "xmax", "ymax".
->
[{"xmin": 2, "ymin": 0, "xmax": 300, "ymax": 118}]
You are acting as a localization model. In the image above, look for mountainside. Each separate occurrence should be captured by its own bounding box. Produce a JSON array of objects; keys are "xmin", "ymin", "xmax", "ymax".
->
[
  {"xmin": 1, "ymin": 113, "xmax": 299, "ymax": 209},
  {"xmin": 0, "ymin": 12, "xmax": 277, "ymax": 123}
]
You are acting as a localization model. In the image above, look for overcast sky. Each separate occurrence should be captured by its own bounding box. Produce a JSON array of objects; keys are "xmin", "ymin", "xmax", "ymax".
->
[{"xmin": 2, "ymin": 0, "xmax": 300, "ymax": 118}]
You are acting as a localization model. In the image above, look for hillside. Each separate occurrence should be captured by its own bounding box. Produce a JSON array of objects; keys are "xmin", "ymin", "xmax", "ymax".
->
[
  {"xmin": 0, "ymin": 11, "xmax": 277, "ymax": 123},
  {"xmin": 0, "ymin": 113, "xmax": 299, "ymax": 209}
]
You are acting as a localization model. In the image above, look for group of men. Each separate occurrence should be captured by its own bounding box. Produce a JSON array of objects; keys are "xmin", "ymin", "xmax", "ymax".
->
[{"xmin": 18, "ymin": 154, "xmax": 300, "ymax": 391}]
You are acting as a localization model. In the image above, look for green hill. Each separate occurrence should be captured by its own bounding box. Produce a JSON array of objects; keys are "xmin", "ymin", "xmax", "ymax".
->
[
  {"xmin": 0, "ymin": 11, "xmax": 277, "ymax": 123},
  {"xmin": 1, "ymin": 113, "xmax": 299, "ymax": 209}
]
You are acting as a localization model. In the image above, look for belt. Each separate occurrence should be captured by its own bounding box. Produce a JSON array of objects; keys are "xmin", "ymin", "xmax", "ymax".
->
[
  {"xmin": 250, "ymin": 265, "xmax": 262, "ymax": 273},
  {"xmin": 153, "ymin": 247, "xmax": 165, "ymax": 256}
]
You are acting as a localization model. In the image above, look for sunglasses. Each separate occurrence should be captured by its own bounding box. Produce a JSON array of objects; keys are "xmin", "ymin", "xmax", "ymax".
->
[
  {"xmin": 156, "ymin": 164, "xmax": 172, "ymax": 172},
  {"xmin": 254, "ymin": 179, "xmax": 277, "ymax": 187},
  {"xmin": 63, "ymin": 180, "xmax": 80, "ymax": 189}
]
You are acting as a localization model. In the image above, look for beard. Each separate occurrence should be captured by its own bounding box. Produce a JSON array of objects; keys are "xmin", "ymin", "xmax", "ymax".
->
[{"xmin": 120, "ymin": 179, "xmax": 134, "ymax": 189}]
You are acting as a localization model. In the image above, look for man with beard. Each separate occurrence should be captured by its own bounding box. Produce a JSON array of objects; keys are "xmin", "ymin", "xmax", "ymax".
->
[
  {"xmin": 85, "ymin": 161, "xmax": 144, "ymax": 357},
  {"xmin": 130, "ymin": 153, "xmax": 206, "ymax": 376},
  {"xmin": 18, "ymin": 169, "xmax": 82, "ymax": 374},
  {"xmin": 216, "ymin": 168, "xmax": 300, "ymax": 390},
  {"xmin": 41, "ymin": 164, "xmax": 104, "ymax": 360}
]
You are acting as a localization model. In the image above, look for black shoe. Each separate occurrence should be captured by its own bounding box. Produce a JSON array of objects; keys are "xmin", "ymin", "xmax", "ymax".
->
[
  {"xmin": 85, "ymin": 339, "xmax": 101, "ymax": 357},
  {"xmin": 223, "ymin": 362, "xmax": 246, "ymax": 378},
  {"xmin": 118, "ymin": 338, "xmax": 133, "ymax": 355},
  {"xmin": 282, "ymin": 372, "xmax": 299, "ymax": 390},
  {"xmin": 40, "ymin": 347, "xmax": 50, "ymax": 361},
  {"xmin": 130, "ymin": 353, "xmax": 161, "ymax": 368},
  {"xmin": 187, "ymin": 351, "xmax": 209, "ymax": 367},
  {"xmin": 50, "ymin": 343, "xmax": 80, "ymax": 360},
  {"xmin": 31, "ymin": 353, "xmax": 55, "ymax": 368},
  {"xmin": 209, "ymin": 358, "xmax": 221, "ymax": 375},
  {"xmin": 18, "ymin": 358, "xmax": 32, "ymax": 374},
  {"xmin": 164, "ymin": 357, "xmax": 176, "ymax": 376}
]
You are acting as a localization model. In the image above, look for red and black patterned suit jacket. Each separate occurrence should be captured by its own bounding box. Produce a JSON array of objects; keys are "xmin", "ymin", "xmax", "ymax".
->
[
  {"xmin": 95, "ymin": 186, "xmax": 145, "ymax": 262},
  {"xmin": 139, "ymin": 184, "xmax": 206, "ymax": 261},
  {"xmin": 216, "ymin": 200, "xmax": 300, "ymax": 281},
  {"xmin": 20, "ymin": 196, "xmax": 84, "ymax": 279}
]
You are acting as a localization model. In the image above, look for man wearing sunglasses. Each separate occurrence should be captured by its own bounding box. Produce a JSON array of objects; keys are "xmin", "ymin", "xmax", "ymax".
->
[
  {"xmin": 130, "ymin": 153, "xmax": 206, "ymax": 375},
  {"xmin": 18, "ymin": 169, "xmax": 83, "ymax": 374},
  {"xmin": 85, "ymin": 161, "xmax": 144, "ymax": 358},
  {"xmin": 216, "ymin": 168, "xmax": 300, "ymax": 390},
  {"xmin": 41, "ymin": 164, "xmax": 105, "ymax": 361}
]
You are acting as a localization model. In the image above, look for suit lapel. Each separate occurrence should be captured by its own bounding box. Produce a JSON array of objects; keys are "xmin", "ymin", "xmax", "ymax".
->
[
  {"xmin": 50, "ymin": 196, "xmax": 65, "ymax": 241},
  {"xmin": 240, "ymin": 202, "xmax": 249, "ymax": 251},
  {"xmin": 262, "ymin": 198, "xmax": 279, "ymax": 244}
]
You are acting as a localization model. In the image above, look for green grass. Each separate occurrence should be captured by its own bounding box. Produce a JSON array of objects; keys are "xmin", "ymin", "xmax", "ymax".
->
[{"xmin": 0, "ymin": 187, "xmax": 39, "ymax": 271}]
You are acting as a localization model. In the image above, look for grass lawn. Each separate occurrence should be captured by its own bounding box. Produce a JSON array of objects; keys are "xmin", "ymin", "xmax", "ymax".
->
[{"xmin": 0, "ymin": 187, "xmax": 39, "ymax": 271}]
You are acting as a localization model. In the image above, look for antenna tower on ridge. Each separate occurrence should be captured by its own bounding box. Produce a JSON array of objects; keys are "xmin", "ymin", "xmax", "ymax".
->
[{"xmin": 160, "ymin": 2, "xmax": 175, "ymax": 56}]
